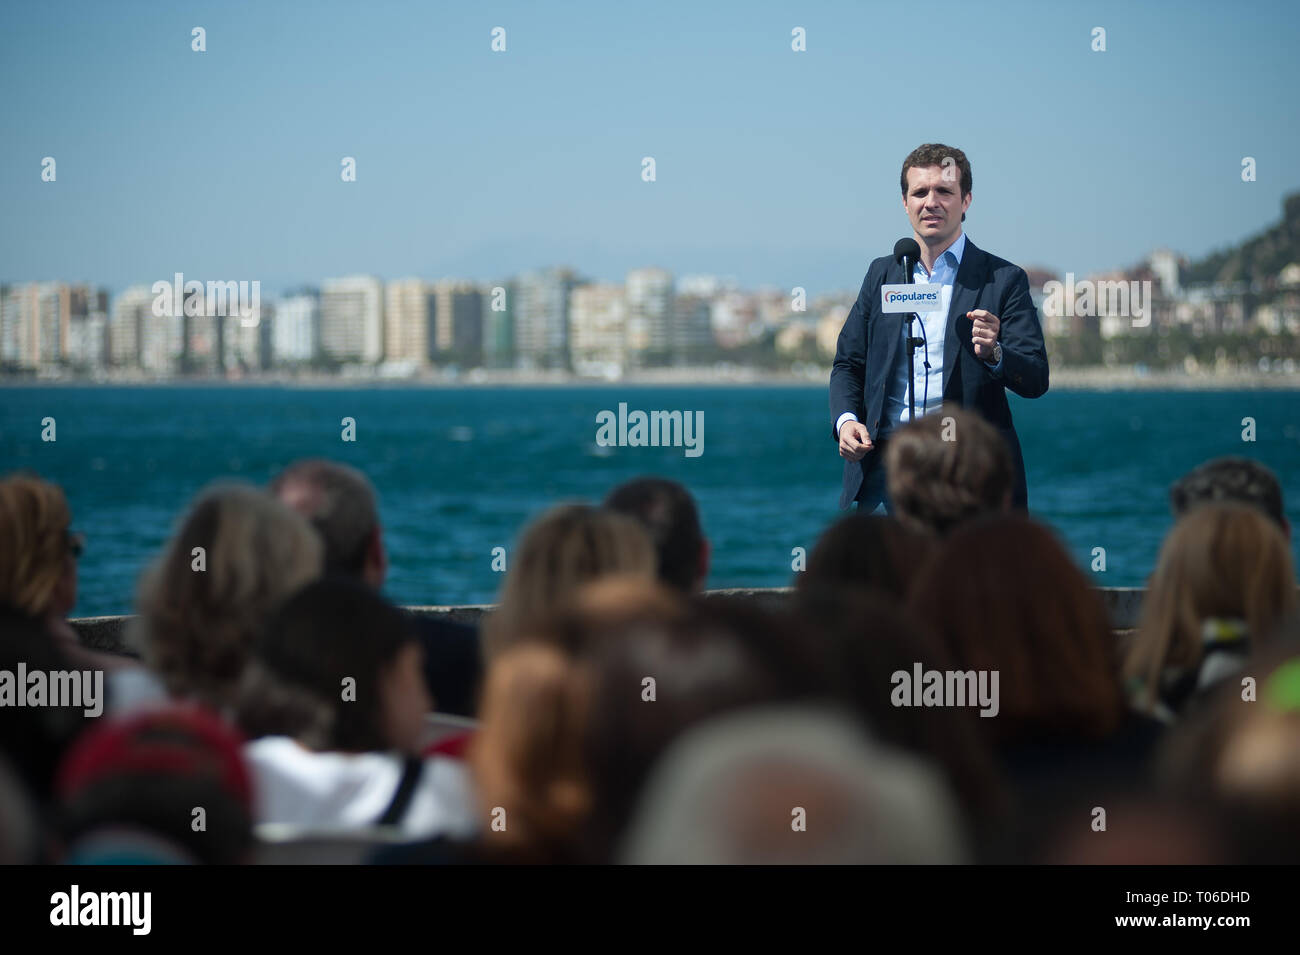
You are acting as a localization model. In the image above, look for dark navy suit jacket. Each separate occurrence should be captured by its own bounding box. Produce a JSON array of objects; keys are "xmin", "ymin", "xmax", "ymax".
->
[{"xmin": 828, "ymin": 236, "xmax": 1049, "ymax": 510}]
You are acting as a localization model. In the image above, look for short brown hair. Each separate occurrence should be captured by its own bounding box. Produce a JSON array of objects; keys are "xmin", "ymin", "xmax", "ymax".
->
[
  {"xmin": 901, "ymin": 144, "xmax": 972, "ymax": 222},
  {"xmin": 798, "ymin": 514, "xmax": 936, "ymax": 600},
  {"xmin": 270, "ymin": 459, "xmax": 380, "ymax": 578},
  {"xmin": 1170, "ymin": 456, "xmax": 1287, "ymax": 534},
  {"xmin": 885, "ymin": 406, "xmax": 1012, "ymax": 537}
]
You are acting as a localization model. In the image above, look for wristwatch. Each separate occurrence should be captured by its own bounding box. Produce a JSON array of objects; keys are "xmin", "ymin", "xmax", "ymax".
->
[{"xmin": 986, "ymin": 342, "xmax": 1002, "ymax": 365}]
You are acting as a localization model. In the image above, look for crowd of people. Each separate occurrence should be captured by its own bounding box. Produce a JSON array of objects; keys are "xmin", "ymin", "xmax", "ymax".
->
[{"xmin": 1, "ymin": 406, "xmax": 1297, "ymax": 864}]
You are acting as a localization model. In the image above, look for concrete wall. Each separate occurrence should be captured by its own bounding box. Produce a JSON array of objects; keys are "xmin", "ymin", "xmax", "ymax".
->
[{"xmin": 68, "ymin": 587, "xmax": 1148, "ymax": 657}]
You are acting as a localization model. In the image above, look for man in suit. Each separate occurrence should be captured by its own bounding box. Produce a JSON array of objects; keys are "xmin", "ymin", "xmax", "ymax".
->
[{"xmin": 829, "ymin": 143, "xmax": 1049, "ymax": 511}]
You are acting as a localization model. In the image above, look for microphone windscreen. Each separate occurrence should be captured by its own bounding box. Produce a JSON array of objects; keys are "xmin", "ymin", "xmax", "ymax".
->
[{"xmin": 894, "ymin": 238, "xmax": 921, "ymax": 263}]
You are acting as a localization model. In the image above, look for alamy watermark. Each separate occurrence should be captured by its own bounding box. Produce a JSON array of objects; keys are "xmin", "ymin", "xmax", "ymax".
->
[
  {"xmin": 0, "ymin": 664, "xmax": 103, "ymax": 717},
  {"xmin": 151, "ymin": 272, "xmax": 261, "ymax": 326},
  {"xmin": 1042, "ymin": 273, "xmax": 1152, "ymax": 328},
  {"xmin": 890, "ymin": 663, "xmax": 999, "ymax": 717},
  {"xmin": 595, "ymin": 402, "xmax": 703, "ymax": 457},
  {"xmin": 50, "ymin": 885, "xmax": 151, "ymax": 935}
]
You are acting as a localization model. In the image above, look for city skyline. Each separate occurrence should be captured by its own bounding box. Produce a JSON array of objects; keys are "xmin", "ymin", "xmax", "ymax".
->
[{"xmin": 5, "ymin": 238, "xmax": 1298, "ymax": 379}]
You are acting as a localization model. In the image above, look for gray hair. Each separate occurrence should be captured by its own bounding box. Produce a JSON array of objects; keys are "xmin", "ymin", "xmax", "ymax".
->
[
  {"xmin": 619, "ymin": 706, "xmax": 966, "ymax": 864},
  {"xmin": 129, "ymin": 483, "xmax": 323, "ymax": 709}
]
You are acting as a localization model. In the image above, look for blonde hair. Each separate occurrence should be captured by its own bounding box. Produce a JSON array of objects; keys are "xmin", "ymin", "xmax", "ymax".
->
[
  {"xmin": 469, "ymin": 643, "xmax": 592, "ymax": 854},
  {"xmin": 130, "ymin": 483, "xmax": 323, "ymax": 709},
  {"xmin": 0, "ymin": 474, "xmax": 73, "ymax": 616},
  {"xmin": 1124, "ymin": 502, "xmax": 1297, "ymax": 712},
  {"xmin": 482, "ymin": 504, "xmax": 656, "ymax": 659}
]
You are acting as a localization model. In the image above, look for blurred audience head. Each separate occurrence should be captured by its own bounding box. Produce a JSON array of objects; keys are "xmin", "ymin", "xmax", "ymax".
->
[
  {"xmin": 0, "ymin": 757, "xmax": 40, "ymax": 864},
  {"xmin": 791, "ymin": 585, "xmax": 1007, "ymax": 827},
  {"xmin": 483, "ymin": 503, "xmax": 656, "ymax": 659},
  {"xmin": 1171, "ymin": 455, "xmax": 1289, "ymax": 539},
  {"xmin": 466, "ymin": 579, "xmax": 685, "ymax": 861},
  {"xmin": 581, "ymin": 598, "xmax": 793, "ymax": 861},
  {"xmin": 55, "ymin": 706, "xmax": 253, "ymax": 864},
  {"xmin": 1124, "ymin": 502, "xmax": 1296, "ymax": 716},
  {"xmin": 270, "ymin": 459, "xmax": 385, "ymax": 587},
  {"xmin": 131, "ymin": 482, "xmax": 323, "ymax": 711},
  {"xmin": 0, "ymin": 472, "xmax": 80, "ymax": 620},
  {"xmin": 603, "ymin": 476, "xmax": 709, "ymax": 592},
  {"xmin": 239, "ymin": 577, "xmax": 431, "ymax": 754},
  {"xmin": 909, "ymin": 515, "xmax": 1125, "ymax": 745},
  {"xmin": 798, "ymin": 514, "xmax": 935, "ymax": 599},
  {"xmin": 0, "ymin": 605, "xmax": 89, "ymax": 800},
  {"xmin": 619, "ymin": 707, "xmax": 965, "ymax": 864},
  {"xmin": 1034, "ymin": 793, "xmax": 1229, "ymax": 864},
  {"xmin": 469, "ymin": 642, "xmax": 592, "ymax": 862},
  {"xmin": 1159, "ymin": 646, "xmax": 1300, "ymax": 863},
  {"xmin": 885, "ymin": 406, "xmax": 1013, "ymax": 537}
]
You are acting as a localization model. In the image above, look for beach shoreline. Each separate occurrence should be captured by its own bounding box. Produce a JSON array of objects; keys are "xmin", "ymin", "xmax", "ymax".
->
[{"xmin": 4, "ymin": 366, "xmax": 1300, "ymax": 390}]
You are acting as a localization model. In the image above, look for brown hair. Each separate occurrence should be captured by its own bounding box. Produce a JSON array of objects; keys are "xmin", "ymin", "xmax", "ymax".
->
[
  {"xmin": 482, "ymin": 503, "xmax": 657, "ymax": 659},
  {"xmin": 1124, "ymin": 502, "xmax": 1297, "ymax": 713},
  {"xmin": 0, "ymin": 474, "xmax": 74, "ymax": 616},
  {"xmin": 885, "ymin": 406, "xmax": 1013, "ymax": 537},
  {"xmin": 269, "ymin": 458, "xmax": 380, "ymax": 578},
  {"xmin": 908, "ymin": 515, "xmax": 1125, "ymax": 744},
  {"xmin": 130, "ymin": 483, "xmax": 323, "ymax": 710},
  {"xmin": 901, "ymin": 144, "xmax": 972, "ymax": 221},
  {"xmin": 1170, "ymin": 456, "xmax": 1287, "ymax": 534},
  {"xmin": 469, "ymin": 643, "xmax": 592, "ymax": 859},
  {"xmin": 799, "ymin": 514, "xmax": 936, "ymax": 600}
]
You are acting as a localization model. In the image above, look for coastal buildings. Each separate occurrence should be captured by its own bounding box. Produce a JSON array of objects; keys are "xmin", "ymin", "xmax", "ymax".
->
[
  {"xmin": 8, "ymin": 252, "xmax": 1300, "ymax": 380},
  {"xmin": 384, "ymin": 279, "xmax": 434, "ymax": 367},
  {"xmin": 514, "ymin": 268, "xmax": 578, "ymax": 370},
  {"xmin": 569, "ymin": 283, "xmax": 628, "ymax": 377},
  {"xmin": 625, "ymin": 267, "xmax": 673, "ymax": 366},
  {"xmin": 273, "ymin": 293, "xmax": 318, "ymax": 364},
  {"xmin": 431, "ymin": 280, "xmax": 484, "ymax": 366},
  {"xmin": 320, "ymin": 276, "xmax": 384, "ymax": 364},
  {"xmin": 0, "ymin": 282, "xmax": 111, "ymax": 371}
]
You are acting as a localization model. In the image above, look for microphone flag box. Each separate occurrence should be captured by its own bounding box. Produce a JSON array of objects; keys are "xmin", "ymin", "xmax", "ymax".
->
[{"xmin": 881, "ymin": 283, "xmax": 943, "ymax": 313}]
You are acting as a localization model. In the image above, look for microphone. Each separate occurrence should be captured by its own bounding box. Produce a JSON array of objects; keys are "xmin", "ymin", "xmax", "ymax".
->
[
  {"xmin": 894, "ymin": 237, "xmax": 925, "ymax": 348},
  {"xmin": 893, "ymin": 237, "xmax": 921, "ymax": 266},
  {"xmin": 893, "ymin": 238, "xmax": 926, "ymax": 422}
]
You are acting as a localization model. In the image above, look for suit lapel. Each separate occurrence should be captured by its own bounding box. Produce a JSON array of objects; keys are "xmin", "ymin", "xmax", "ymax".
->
[
  {"xmin": 874, "ymin": 256, "xmax": 907, "ymax": 384},
  {"xmin": 943, "ymin": 238, "xmax": 983, "ymax": 397}
]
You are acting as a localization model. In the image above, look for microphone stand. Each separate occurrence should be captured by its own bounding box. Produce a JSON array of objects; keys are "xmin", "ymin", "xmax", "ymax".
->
[{"xmin": 903, "ymin": 254, "xmax": 923, "ymax": 422}]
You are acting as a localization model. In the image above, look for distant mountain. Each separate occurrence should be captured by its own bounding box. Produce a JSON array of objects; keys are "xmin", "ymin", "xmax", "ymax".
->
[{"xmin": 1182, "ymin": 192, "xmax": 1300, "ymax": 286}]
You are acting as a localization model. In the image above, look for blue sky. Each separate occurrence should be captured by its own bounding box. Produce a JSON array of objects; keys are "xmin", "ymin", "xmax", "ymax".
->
[{"xmin": 3, "ymin": 0, "xmax": 1298, "ymax": 298}]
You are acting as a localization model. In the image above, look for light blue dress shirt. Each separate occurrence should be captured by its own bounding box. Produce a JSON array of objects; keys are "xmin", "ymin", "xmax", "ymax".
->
[{"xmin": 836, "ymin": 231, "xmax": 1003, "ymax": 443}]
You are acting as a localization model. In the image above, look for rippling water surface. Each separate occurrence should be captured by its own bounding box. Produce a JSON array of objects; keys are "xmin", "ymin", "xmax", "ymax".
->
[{"xmin": 3, "ymin": 384, "xmax": 1298, "ymax": 616}]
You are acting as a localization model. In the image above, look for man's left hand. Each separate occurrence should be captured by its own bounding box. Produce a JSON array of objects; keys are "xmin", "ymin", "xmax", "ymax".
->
[{"xmin": 968, "ymin": 309, "xmax": 1001, "ymax": 361}]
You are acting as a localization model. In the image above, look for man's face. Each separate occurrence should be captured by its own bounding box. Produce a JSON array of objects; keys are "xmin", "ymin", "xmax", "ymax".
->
[{"xmin": 903, "ymin": 164, "xmax": 971, "ymax": 247}]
